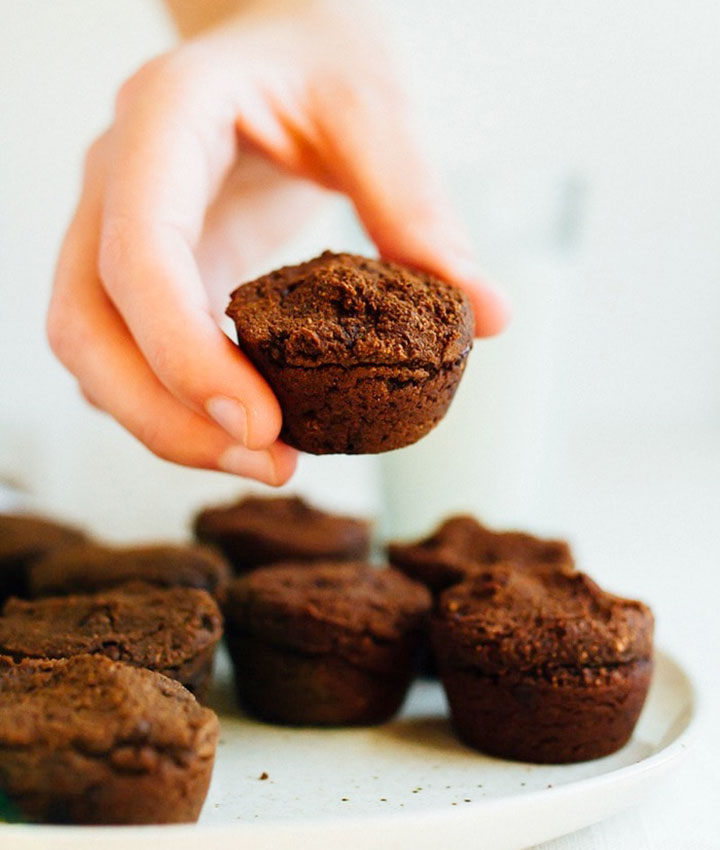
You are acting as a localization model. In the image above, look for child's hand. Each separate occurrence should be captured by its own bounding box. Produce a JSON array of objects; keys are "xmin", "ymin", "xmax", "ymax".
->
[{"xmin": 47, "ymin": 1, "xmax": 509, "ymax": 484}]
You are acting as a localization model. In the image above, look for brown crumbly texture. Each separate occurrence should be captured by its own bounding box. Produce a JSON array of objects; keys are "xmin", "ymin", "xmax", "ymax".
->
[
  {"xmin": 28, "ymin": 543, "xmax": 231, "ymax": 602},
  {"xmin": 0, "ymin": 585, "xmax": 223, "ymax": 700},
  {"xmin": 440, "ymin": 660, "xmax": 653, "ymax": 763},
  {"xmin": 194, "ymin": 494, "xmax": 370, "ymax": 573},
  {"xmin": 226, "ymin": 252, "xmax": 474, "ymax": 454},
  {"xmin": 225, "ymin": 562, "xmax": 432, "ymax": 668},
  {"xmin": 0, "ymin": 514, "xmax": 88, "ymax": 602},
  {"xmin": 389, "ymin": 515, "xmax": 574, "ymax": 594},
  {"xmin": 0, "ymin": 654, "xmax": 218, "ymax": 824},
  {"xmin": 228, "ymin": 252, "xmax": 472, "ymax": 369},
  {"xmin": 432, "ymin": 566, "xmax": 654, "ymax": 763},
  {"xmin": 433, "ymin": 566, "xmax": 652, "ymax": 672},
  {"xmin": 224, "ymin": 563, "xmax": 431, "ymax": 725}
]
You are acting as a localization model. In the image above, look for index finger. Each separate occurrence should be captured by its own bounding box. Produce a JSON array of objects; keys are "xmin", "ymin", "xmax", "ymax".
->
[{"xmin": 99, "ymin": 56, "xmax": 284, "ymax": 451}]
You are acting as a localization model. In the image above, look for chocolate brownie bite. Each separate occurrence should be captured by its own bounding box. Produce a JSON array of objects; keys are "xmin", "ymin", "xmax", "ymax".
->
[
  {"xmin": 0, "ymin": 513, "xmax": 87, "ymax": 603},
  {"xmin": 431, "ymin": 566, "xmax": 654, "ymax": 763},
  {"xmin": 389, "ymin": 515, "xmax": 574, "ymax": 595},
  {"xmin": 194, "ymin": 494, "xmax": 370, "ymax": 573},
  {"xmin": 0, "ymin": 585, "xmax": 223, "ymax": 700},
  {"xmin": 0, "ymin": 654, "xmax": 218, "ymax": 824},
  {"xmin": 224, "ymin": 562, "xmax": 431, "ymax": 725},
  {"xmin": 226, "ymin": 251, "xmax": 474, "ymax": 454},
  {"xmin": 28, "ymin": 542, "xmax": 231, "ymax": 602}
]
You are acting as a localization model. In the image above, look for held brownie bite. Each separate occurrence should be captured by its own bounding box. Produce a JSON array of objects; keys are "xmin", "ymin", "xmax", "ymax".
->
[
  {"xmin": 389, "ymin": 514, "xmax": 574, "ymax": 595},
  {"xmin": 0, "ymin": 654, "xmax": 218, "ymax": 824},
  {"xmin": 223, "ymin": 562, "xmax": 432, "ymax": 725},
  {"xmin": 194, "ymin": 494, "xmax": 370, "ymax": 573},
  {"xmin": 28, "ymin": 542, "xmax": 231, "ymax": 602},
  {"xmin": 0, "ymin": 513, "xmax": 88, "ymax": 603},
  {"xmin": 431, "ymin": 565, "xmax": 654, "ymax": 763},
  {"xmin": 0, "ymin": 585, "xmax": 223, "ymax": 700},
  {"xmin": 226, "ymin": 252, "xmax": 474, "ymax": 454}
]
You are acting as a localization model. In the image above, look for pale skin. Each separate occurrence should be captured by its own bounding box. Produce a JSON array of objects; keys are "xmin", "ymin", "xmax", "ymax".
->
[{"xmin": 47, "ymin": 0, "xmax": 510, "ymax": 486}]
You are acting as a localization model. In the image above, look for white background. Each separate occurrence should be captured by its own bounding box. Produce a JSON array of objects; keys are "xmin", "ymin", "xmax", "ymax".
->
[{"xmin": 1, "ymin": 2, "xmax": 718, "ymax": 846}]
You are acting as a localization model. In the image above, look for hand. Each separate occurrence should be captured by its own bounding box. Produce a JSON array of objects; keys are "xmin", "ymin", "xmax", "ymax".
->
[{"xmin": 47, "ymin": 0, "xmax": 509, "ymax": 485}]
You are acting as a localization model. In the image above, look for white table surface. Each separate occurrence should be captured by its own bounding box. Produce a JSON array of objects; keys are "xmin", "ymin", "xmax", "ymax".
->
[{"xmin": 530, "ymin": 427, "xmax": 719, "ymax": 849}]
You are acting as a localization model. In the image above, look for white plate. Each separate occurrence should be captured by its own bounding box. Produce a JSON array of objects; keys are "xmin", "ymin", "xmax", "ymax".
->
[{"xmin": 1, "ymin": 648, "xmax": 696, "ymax": 850}]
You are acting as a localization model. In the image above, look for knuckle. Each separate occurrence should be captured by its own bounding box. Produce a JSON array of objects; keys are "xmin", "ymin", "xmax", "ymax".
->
[
  {"xmin": 46, "ymin": 307, "xmax": 74, "ymax": 365},
  {"xmin": 78, "ymin": 382, "xmax": 103, "ymax": 411},
  {"xmin": 98, "ymin": 216, "xmax": 133, "ymax": 288},
  {"xmin": 146, "ymin": 339, "xmax": 176, "ymax": 384},
  {"xmin": 146, "ymin": 336, "xmax": 204, "ymax": 405},
  {"xmin": 319, "ymin": 70, "xmax": 404, "ymax": 117},
  {"xmin": 114, "ymin": 56, "xmax": 165, "ymax": 113},
  {"xmin": 115, "ymin": 51, "xmax": 201, "ymax": 117},
  {"xmin": 134, "ymin": 415, "xmax": 215, "ymax": 469},
  {"xmin": 134, "ymin": 416, "xmax": 174, "ymax": 463},
  {"xmin": 82, "ymin": 135, "xmax": 108, "ymax": 179},
  {"xmin": 145, "ymin": 339, "xmax": 200, "ymax": 410},
  {"xmin": 114, "ymin": 66, "xmax": 147, "ymax": 115}
]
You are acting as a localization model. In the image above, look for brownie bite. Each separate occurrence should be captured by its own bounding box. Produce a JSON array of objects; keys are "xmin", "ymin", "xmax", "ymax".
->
[
  {"xmin": 224, "ymin": 562, "xmax": 432, "ymax": 725},
  {"xmin": 28, "ymin": 542, "xmax": 231, "ymax": 602},
  {"xmin": 0, "ymin": 654, "xmax": 218, "ymax": 824},
  {"xmin": 431, "ymin": 566, "xmax": 654, "ymax": 763},
  {"xmin": 194, "ymin": 494, "xmax": 370, "ymax": 573},
  {"xmin": 226, "ymin": 251, "xmax": 474, "ymax": 454},
  {"xmin": 0, "ymin": 585, "xmax": 223, "ymax": 700},
  {"xmin": 0, "ymin": 513, "xmax": 88, "ymax": 603},
  {"xmin": 389, "ymin": 515, "xmax": 574, "ymax": 595}
]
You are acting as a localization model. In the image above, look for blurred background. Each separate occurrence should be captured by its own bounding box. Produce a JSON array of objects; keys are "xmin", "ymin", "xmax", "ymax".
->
[{"xmin": 1, "ymin": 2, "xmax": 719, "ymax": 597}]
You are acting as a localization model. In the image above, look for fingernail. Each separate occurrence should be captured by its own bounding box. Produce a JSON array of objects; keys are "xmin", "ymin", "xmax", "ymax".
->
[
  {"xmin": 206, "ymin": 396, "xmax": 248, "ymax": 445},
  {"xmin": 218, "ymin": 445, "xmax": 277, "ymax": 484}
]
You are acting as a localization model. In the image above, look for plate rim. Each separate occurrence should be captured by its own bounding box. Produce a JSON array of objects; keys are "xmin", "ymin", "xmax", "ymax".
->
[{"xmin": 0, "ymin": 647, "xmax": 698, "ymax": 841}]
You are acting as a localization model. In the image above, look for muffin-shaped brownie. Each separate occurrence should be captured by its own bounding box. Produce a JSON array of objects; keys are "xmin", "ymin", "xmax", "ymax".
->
[
  {"xmin": 0, "ymin": 654, "xmax": 218, "ymax": 824},
  {"xmin": 0, "ymin": 513, "xmax": 87, "ymax": 603},
  {"xmin": 389, "ymin": 515, "xmax": 574, "ymax": 594},
  {"xmin": 226, "ymin": 252, "xmax": 474, "ymax": 454},
  {"xmin": 432, "ymin": 566, "xmax": 654, "ymax": 763},
  {"xmin": 194, "ymin": 494, "xmax": 370, "ymax": 573},
  {"xmin": 0, "ymin": 585, "xmax": 223, "ymax": 699},
  {"xmin": 224, "ymin": 562, "xmax": 431, "ymax": 725},
  {"xmin": 28, "ymin": 543, "xmax": 231, "ymax": 602}
]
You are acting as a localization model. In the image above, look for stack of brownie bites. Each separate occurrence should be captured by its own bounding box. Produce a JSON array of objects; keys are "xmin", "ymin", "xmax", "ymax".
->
[
  {"xmin": 0, "ymin": 252, "xmax": 655, "ymax": 825},
  {"xmin": 195, "ymin": 493, "xmax": 652, "ymax": 763}
]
